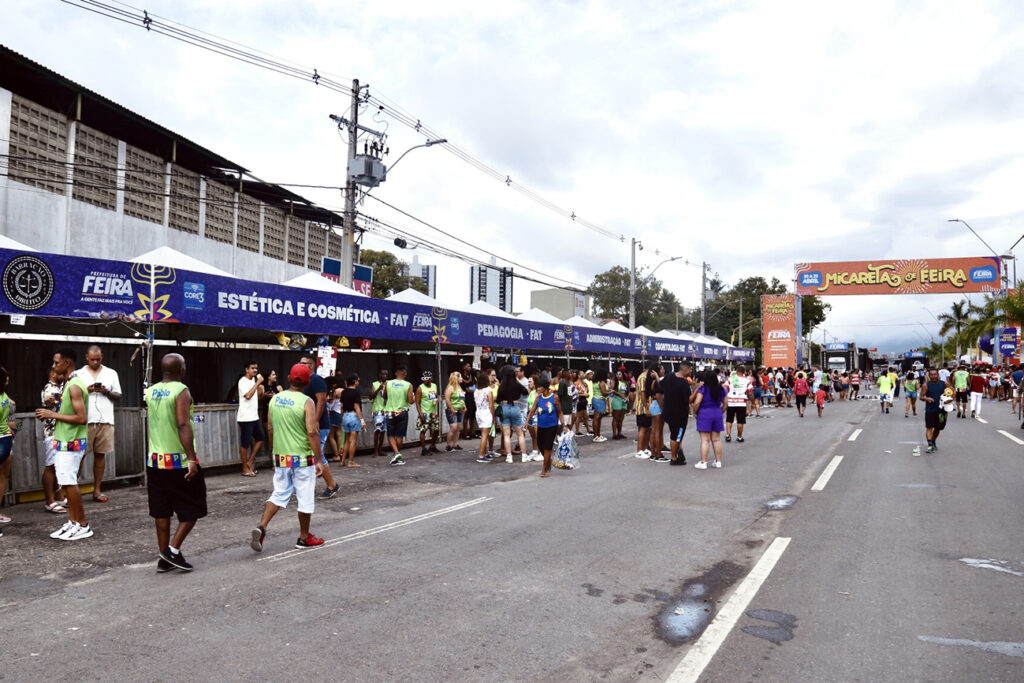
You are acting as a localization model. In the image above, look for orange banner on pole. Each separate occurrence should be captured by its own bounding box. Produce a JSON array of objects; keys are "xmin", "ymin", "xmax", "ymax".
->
[
  {"xmin": 762, "ymin": 294, "xmax": 797, "ymax": 368},
  {"xmin": 795, "ymin": 257, "xmax": 1001, "ymax": 296}
]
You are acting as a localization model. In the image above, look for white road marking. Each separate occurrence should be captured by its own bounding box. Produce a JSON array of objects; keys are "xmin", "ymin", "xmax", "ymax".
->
[
  {"xmin": 998, "ymin": 430, "xmax": 1024, "ymax": 446},
  {"xmin": 260, "ymin": 496, "xmax": 493, "ymax": 563},
  {"xmin": 666, "ymin": 536, "xmax": 792, "ymax": 683},
  {"xmin": 619, "ymin": 452, "xmax": 637, "ymax": 459},
  {"xmin": 976, "ymin": 417, "xmax": 989, "ymax": 424},
  {"xmin": 848, "ymin": 428, "xmax": 862, "ymax": 441},
  {"xmin": 811, "ymin": 456, "xmax": 844, "ymax": 492}
]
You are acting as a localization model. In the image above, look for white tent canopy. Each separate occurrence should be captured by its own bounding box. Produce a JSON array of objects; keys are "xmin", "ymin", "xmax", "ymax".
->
[
  {"xmin": 633, "ymin": 325, "xmax": 657, "ymax": 336},
  {"xmin": 517, "ymin": 308, "xmax": 565, "ymax": 324},
  {"xmin": 387, "ymin": 288, "xmax": 448, "ymax": 308},
  {"xmin": 283, "ymin": 271, "xmax": 366, "ymax": 296},
  {"xmin": 130, "ymin": 246, "xmax": 234, "ymax": 277},
  {"xmin": 464, "ymin": 300, "xmax": 513, "ymax": 318},
  {"xmin": 601, "ymin": 320, "xmax": 630, "ymax": 332},
  {"xmin": 0, "ymin": 234, "xmax": 37, "ymax": 251},
  {"xmin": 565, "ymin": 315, "xmax": 601, "ymax": 328}
]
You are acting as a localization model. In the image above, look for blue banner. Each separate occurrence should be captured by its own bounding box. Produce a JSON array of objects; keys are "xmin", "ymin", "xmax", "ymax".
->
[{"xmin": 0, "ymin": 249, "xmax": 737, "ymax": 359}]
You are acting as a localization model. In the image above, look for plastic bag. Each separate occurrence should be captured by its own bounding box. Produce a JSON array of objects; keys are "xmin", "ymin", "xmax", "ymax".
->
[{"xmin": 553, "ymin": 430, "xmax": 580, "ymax": 470}]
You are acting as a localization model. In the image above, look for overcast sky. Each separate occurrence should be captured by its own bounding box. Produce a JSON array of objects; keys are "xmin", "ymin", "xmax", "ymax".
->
[{"xmin": 3, "ymin": 0, "xmax": 1022, "ymax": 353}]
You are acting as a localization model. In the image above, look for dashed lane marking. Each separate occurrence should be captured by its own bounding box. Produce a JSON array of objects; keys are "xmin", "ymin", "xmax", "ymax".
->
[
  {"xmin": 666, "ymin": 537, "xmax": 792, "ymax": 683},
  {"xmin": 811, "ymin": 456, "xmax": 844, "ymax": 492},
  {"xmin": 848, "ymin": 429, "xmax": 862, "ymax": 441},
  {"xmin": 998, "ymin": 430, "xmax": 1024, "ymax": 446},
  {"xmin": 260, "ymin": 496, "xmax": 493, "ymax": 563},
  {"xmin": 976, "ymin": 417, "xmax": 989, "ymax": 424}
]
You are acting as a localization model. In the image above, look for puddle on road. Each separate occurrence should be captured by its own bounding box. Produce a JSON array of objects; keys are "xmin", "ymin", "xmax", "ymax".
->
[
  {"xmin": 959, "ymin": 558, "xmax": 1024, "ymax": 577},
  {"xmin": 918, "ymin": 635, "xmax": 1024, "ymax": 659},
  {"xmin": 763, "ymin": 495, "xmax": 798, "ymax": 510},
  {"xmin": 742, "ymin": 609, "xmax": 797, "ymax": 643},
  {"xmin": 656, "ymin": 561, "xmax": 744, "ymax": 644},
  {"xmin": 894, "ymin": 483, "xmax": 955, "ymax": 489}
]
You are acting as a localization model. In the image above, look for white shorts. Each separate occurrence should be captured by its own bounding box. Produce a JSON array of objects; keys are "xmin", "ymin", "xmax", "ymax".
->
[
  {"xmin": 41, "ymin": 436, "xmax": 57, "ymax": 467},
  {"xmin": 268, "ymin": 466, "xmax": 316, "ymax": 514},
  {"xmin": 879, "ymin": 392, "xmax": 893, "ymax": 404},
  {"xmin": 476, "ymin": 410, "xmax": 493, "ymax": 430},
  {"xmin": 562, "ymin": 414, "xmax": 573, "ymax": 426},
  {"xmin": 54, "ymin": 449, "xmax": 85, "ymax": 487}
]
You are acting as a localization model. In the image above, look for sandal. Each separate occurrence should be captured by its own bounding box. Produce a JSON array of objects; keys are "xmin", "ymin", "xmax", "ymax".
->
[
  {"xmin": 92, "ymin": 493, "xmax": 109, "ymax": 503},
  {"xmin": 0, "ymin": 514, "xmax": 10, "ymax": 523},
  {"xmin": 44, "ymin": 501, "xmax": 67, "ymax": 513}
]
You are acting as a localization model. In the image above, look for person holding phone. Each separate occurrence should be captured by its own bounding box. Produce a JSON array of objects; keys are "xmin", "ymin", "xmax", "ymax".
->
[
  {"xmin": 236, "ymin": 361, "xmax": 265, "ymax": 477},
  {"xmin": 77, "ymin": 345, "xmax": 121, "ymax": 503}
]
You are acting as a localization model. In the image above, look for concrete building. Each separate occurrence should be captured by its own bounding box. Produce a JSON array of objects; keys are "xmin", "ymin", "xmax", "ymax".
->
[
  {"xmin": 530, "ymin": 287, "xmax": 590, "ymax": 320},
  {"xmin": 0, "ymin": 46, "xmax": 346, "ymax": 281},
  {"xmin": 400, "ymin": 254, "xmax": 437, "ymax": 298},
  {"xmin": 469, "ymin": 256, "xmax": 513, "ymax": 313}
]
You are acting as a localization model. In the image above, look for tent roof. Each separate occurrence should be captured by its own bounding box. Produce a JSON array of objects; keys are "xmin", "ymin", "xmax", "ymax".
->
[
  {"xmin": 463, "ymin": 300, "xmax": 513, "ymax": 317},
  {"xmin": 130, "ymin": 246, "xmax": 234, "ymax": 277},
  {"xmin": 283, "ymin": 271, "xmax": 366, "ymax": 296},
  {"xmin": 633, "ymin": 325, "xmax": 657, "ymax": 336},
  {"xmin": 387, "ymin": 288, "xmax": 445, "ymax": 307},
  {"xmin": 517, "ymin": 308, "xmax": 565, "ymax": 324},
  {"xmin": 601, "ymin": 320, "xmax": 630, "ymax": 332},
  {"xmin": 0, "ymin": 234, "xmax": 37, "ymax": 251},
  {"xmin": 564, "ymin": 315, "xmax": 601, "ymax": 328}
]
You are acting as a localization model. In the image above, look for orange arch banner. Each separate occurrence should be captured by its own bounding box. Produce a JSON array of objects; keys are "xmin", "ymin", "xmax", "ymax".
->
[{"xmin": 795, "ymin": 257, "xmax": 1001, "ymax": 296}]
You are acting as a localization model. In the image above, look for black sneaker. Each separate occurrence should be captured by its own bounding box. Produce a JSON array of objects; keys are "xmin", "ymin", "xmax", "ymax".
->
[
  {"xmin": 159, "ymin": 548, "xmax": 193, "ymax": 572},
  {"xmin": 651, "ymin": 455, "xmax": 670, "ymax": 463},
  {"xmin": 157, "ymin": 557, "xmax": 174, "ymax": 573},
  {"xmin": 725, "ymin": 435, "xmax": 732, "ymax": 442},
  {"xmin": 445, "ymin": 445, "xmax": 453, "ymax": 452},
  {"xmin": 318, "ymin": 484, "xmax": 339, "ymax": 499},
  {"xmin": 737, "ymin": 437, "xmax": 744, "ymax": 443},
  {"xmin": 429, "ymin": 446, "xmax": 441, "ymax": 454},
  {"xmin": 421, "ymin": 448, "xmax": 430, "ymax": 456},
  {"xmin": 669, "ymin": 457, "xmax": 687, "ymax": 466},
  {"xmin": 250, "ymin": 525, "xmax": 266, "ymax": 552}
]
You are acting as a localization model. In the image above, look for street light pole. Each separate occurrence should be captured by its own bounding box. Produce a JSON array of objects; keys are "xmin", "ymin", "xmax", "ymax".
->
[
  {"xmin": 700, "ymin": 261, "xmax": 708, "ymax": 336},
  {"xmin": 341, "ymin": 78, "xmax": 360, "ymax": 288},
  {"xmin": 629, "ymin": 238, "xmax": 637, "ymax": 329}
]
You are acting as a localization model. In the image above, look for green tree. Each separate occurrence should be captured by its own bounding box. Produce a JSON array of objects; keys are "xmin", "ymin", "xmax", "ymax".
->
[
  {"xmin": 358, "ymin": 249, "xmax": 428, "ymax": 299},
  {"xmin": 589, "ymin": 265, "xmax": 670, "ymax": 328},
  {"xmin": 937, "ymin": 299, "xmax": 972, "ymax": 359},
  {"xmin": 963, "ymin": 289, "xmax": 1024, "ymax": 357}
]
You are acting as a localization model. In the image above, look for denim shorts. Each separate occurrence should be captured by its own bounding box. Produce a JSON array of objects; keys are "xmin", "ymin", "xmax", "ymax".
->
[
  {"xmin": 650, "ymin": 399, "xmax": 662, "ymax": 417},
  {"xmin": 500, "ymin": 403, "xmax": 525, "ymax": 428},
  {"xmin": 329, "ymin": 411, "xmax": 342, "ymax": 428},
  {"xmin": 591, "ymin": 398, "xmax": 607, "ymax": 415},
  {"xmin": 0, "ymin": 434, "xmax": 12, "ymax": 465},
  {"xmin": 342, "ymin": 411, "xmax": 362, "ymax": 433},
  {"xmin": 445, "ymin": 408, "xmax": 464, "ymax": 424}
]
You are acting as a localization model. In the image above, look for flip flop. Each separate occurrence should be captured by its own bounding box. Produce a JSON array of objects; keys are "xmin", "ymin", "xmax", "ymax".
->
[
  {"xmin": 44, "ymin": 501, "xmax": 67, "ymax": 513},
  {"xmin": 92, "ymin": 494, "xmax": 109, "ymax": 503},
  {"xmin": 0, "ymin": 514, "xmax": 11, "ymax": 523}
]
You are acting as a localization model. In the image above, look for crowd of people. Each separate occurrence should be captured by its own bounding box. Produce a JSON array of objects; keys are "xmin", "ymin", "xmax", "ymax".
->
[{"xmin": 2, "ymin": 345, "xmax": 1023, "ymax": 569}]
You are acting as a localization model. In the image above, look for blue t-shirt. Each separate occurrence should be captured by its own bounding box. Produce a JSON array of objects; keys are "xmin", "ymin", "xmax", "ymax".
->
[
  {"xmin": 535, "ymin": 393, "xmax": 559, "ymax": 428},
  {"xmin": 1012, "ymin": 370, "xmax": 1023, "ymax": 385},
  {"xmin": 304, "ymin": 373, "xmax": 330, "ymax": 429},
  {"xmin": 923, "ymin": 380, "xmax": 945, "ymax": 413}
]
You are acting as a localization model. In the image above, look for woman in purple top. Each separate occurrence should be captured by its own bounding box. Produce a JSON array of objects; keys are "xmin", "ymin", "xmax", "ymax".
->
[{"xmin": 690, "ymin": 370, "xmax": 725, "ymax": 469}]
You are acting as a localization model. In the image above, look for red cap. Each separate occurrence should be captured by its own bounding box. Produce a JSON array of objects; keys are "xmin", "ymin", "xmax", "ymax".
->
[{"xmin": 289, "ymin": 363, "xmax": 312, "ymax": 383}]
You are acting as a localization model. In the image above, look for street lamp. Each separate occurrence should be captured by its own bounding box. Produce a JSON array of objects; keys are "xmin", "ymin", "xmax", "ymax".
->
[{"xmin": 385, "ymin": 138, "xmax": 448, "ymax": 177}]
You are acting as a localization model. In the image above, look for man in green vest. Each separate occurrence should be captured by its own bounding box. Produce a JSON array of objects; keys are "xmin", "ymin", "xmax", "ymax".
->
[
  {"xmin": 250, "ymin": 363, "xmax": 325, "ymax": 552},
  {"xmin": 382, "ymin": 365, "xmax": 416, "ymax": 466},
  {"xmin": 36, "ymin": 347, "xmax": 91, "ymax": 541},
  {"xmin": 370, "ymin": 368, "xmax": 389, "ymax": 458},
  {"xmin": 953, "ymin": 363, "xmax": 970, "ymax": 418},
  {"xmin": 415, "ymin": 371, "xmax": 440, "ymax": 457},
  {"xmin": 145, "ymin": 353, "xmax": 207, "ymax": 572}
]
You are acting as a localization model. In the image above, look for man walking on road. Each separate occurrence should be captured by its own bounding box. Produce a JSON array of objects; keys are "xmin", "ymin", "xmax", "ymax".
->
[
  {"xmin": 145, "ymin": 353, "xmax": 207, "ymax": 572},
  {"xmin": 78, "ymin": 345, "xmax": 120, "ymax": 502},
  {"xmin": 953, "ymin": 364, "xmax": 970, "ymax": 418},
  {"xmin": 724, "ymin": 366, "xmax": 751, "ymax": 443},
  {"xmin": 36, "ymin": 348, "xmax": 92, "ymax": 541},
  {"xmin": 236, "ymin": 360, "xmax": 264, "ymax": 477},
  {"xmin": 922, "ymin": 368, "xmax": 951, "ymax": 454},
  {"xmin": 877, "ymin": 370, "xmax": 893, "ymax": 414},
  {"xmin": 299, "ymin": 356, "xmax": 340, "ymax": 498},
  {"xmin": 383, "ymin": 365, "xmax": 416, "ymax": 466},
  {"xmin": 250, "ymin": 363, "xmax": 325, "ymax": 552}
]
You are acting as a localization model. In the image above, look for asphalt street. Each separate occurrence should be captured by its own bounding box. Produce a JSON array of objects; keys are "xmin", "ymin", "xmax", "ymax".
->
[{"xmin": 1, "ymin": 394, "xmax": 1021, "ymax": 682}]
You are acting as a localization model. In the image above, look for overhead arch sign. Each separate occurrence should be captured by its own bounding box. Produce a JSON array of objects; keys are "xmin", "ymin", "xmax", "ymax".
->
[{"xmin": 795, "ymin": 257, "xmax": 1001, "ymax": 296}]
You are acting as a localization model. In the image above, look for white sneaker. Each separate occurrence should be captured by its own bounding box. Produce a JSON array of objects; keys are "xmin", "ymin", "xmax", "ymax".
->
[
  {"xmin": 694, "ymin": 461, "xmax": 708, "ymax": 469},
  {"xmin": 50, "ymin": 520, "xmax": 74, "ymax": 539},
  {"xmin": 593, "ymin": 436, "xmax": 607, "ymax": 443},
  {"xmin": 521, "ymin": 452, "xmax": 531, "ymax": 463},
  {"xmin": 712, "ymin": 460, "xmax": 722, "ymax": 468},
  {"xmin": 505, "ymin": 454, "xmax": 513, "ymax": 464},
  {"xmin": 635, "ymin": 451, "xmax": 649, "ymax": 459},
  {"xmin": 64, "ymin": 524, "xmax": 93, "ymax": 540},
  {"xmin": 57, "ymin": 522, "xmax": 81, "ymax": 540},
  {"xmin": 531, "ymin": 452, "xmax": 544, "ymax": 462}
]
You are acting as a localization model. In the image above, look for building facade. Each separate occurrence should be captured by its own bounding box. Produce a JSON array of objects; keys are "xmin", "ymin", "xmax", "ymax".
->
[{"xmin": 469, "ymin": 257, "xmax": 513, "ymax": 313}]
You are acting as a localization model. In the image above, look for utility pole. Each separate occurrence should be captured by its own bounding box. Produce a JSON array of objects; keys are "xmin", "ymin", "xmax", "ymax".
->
[
  {"xmin": 738, "ymin": 297, "xmax": 743, "ymax": 347},
  {"xmin": 629, "ymin": 238, "xmax": 637, "ymax": 329},
  {"xmin": 700, "ymin": 261, "xmax": 707, "ymax": 335},
  {"xmin": 341, "ymin": 78, "xmax": 359, "ymax": 288}
]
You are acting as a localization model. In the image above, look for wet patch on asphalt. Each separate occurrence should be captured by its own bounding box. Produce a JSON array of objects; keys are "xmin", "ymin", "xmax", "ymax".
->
[
  {"xmin": 742, "ymin": 609, "xmax": 797, "ymax": 643},
  {"xmin": 762, "ymin": 495, "xmax": 798, "ymax": 511},
  {"xmin": 655, "ymin": 561, "xmax": 745, "ymax": 644}
]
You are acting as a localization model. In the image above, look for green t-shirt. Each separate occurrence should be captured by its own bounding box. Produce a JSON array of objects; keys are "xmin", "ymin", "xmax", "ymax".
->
[
  {"xmin": 419, "ymin": 383, "xmax": 438, "ymax": 414},
  {"xmin": 0, "ymin": 392, "xmax": 10, "ymax": 436},
  {"xmin": 610, "ymin": 381, "xmax": 628, "ymax": 411},
  {"xmin": 877, "ymin": 375, "xmax": 892, "ymax": 393},
  {"xmin": 385, "ymin": 379, "xmax": 411, "ymax": 413},
  {"xmin": 953, "ymin": 370, "xmax": 969, "ymax": 390},
  {"xmin": 54, "ymin": 375, "xmax": 89, "ymax": 451},
  {"xmin": 904, "ymin": 379, "xmax": 919, "ymax": 393},
  {"xmin": 270, "ymin": 390, "xmax": 314, "ymax": 467},
  {"xmin": 591, "ymin": 379, "xmax": 604, "ymax": 400},
  {"xmin": 449, "ymin": 387, "xmax": 466, "ymax": 411},
  {"xmin": 527, "ymin": 389, "xmax": 537, "ymax": 409},
  {"xmin": 584, "ymin": 379, "xmax": 595, "ymax": 405},
  {"xmin": 145, "ymin": 381, "xmax": 194, "ymax": 469},
  {"xmin": 371, "ymin": 381, "xmax": 386, "ymax": 413}
]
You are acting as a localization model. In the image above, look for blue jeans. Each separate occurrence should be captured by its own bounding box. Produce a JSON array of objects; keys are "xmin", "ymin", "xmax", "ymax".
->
[{"xmin": 500, "ymin": 403, "xmax": 525, "ymax": 428}]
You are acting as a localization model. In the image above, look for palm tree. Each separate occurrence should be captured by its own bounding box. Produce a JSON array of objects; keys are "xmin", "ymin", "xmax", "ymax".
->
[
  {"xmin": 962, "ymin": 289, "xmax": 1024, "ymax": 359},
  {"xmin": 937, "ymin": 299, "xmax": 972, "ymax": 360}
]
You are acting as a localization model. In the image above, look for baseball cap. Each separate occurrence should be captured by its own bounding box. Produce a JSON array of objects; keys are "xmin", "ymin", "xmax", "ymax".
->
[
  {"xmin": 421, "ymin": 370, "xmax": 433, "ymax": 379},
  {"xmin": 289, "ymin": 363, "xmax": 312, "ymax": 383}
]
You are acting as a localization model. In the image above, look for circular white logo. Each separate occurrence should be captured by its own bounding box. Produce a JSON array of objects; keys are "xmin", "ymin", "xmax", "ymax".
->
[{"xmin": 2, "ymin": 255, "xmax": 54, "ymax": 311}]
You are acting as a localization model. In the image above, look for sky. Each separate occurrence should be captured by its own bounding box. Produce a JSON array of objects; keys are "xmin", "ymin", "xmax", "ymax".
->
[{"xmin": 2, "ymin": 0, "xmax": 1022, "ymax": 354}]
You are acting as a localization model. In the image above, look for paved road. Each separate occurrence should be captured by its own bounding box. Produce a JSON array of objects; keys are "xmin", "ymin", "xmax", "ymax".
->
[{"xmin": 1, "ymin": 396, "xmax": 1021, "ymax": 681}]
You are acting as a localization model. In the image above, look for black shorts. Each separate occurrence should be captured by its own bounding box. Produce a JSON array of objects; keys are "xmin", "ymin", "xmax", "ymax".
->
[
  {"xmin": 925, "ymin": 411, "xmax": 945, "ymax": 430},
  {"xmin": 147, "ymin": 466, "xmax": 208, "ymax": 522},
  {"xmin": 726, "ymin": 406, "xmax": 747, "ymax": 424},
  {"xmin": 238, "ymin": 420, "xmax": 266, "ymax": 448},
  {"xmin": 636, "ymin": 414, "xmax": 652, "ymax": 429},
  {"xmin": 666, "ymin": 420, "xmax": 687, "ymax": 443},
  {"xmin": 955, "ymin": 390, "xmax": 969, "ymax": 403},
  {"xmin": 386, "ymin": 411, "xmax": 409, "ymax": 437},
  {"xmin": 795, "ymin": 394, "xmax": 807, "ymax": 409},
  {"xmin": 537, "ymin": 425, "xmax": 558, "ymax": 452}
]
